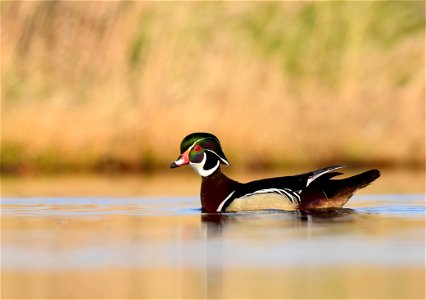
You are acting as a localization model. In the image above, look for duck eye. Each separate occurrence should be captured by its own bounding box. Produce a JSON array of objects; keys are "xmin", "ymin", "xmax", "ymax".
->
[{"xmin": 194, "ymin": 145, "xmax": 202, "ymax": 152}]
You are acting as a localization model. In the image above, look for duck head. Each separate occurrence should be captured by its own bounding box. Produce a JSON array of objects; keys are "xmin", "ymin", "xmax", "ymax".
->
[{"xmin": 170, "ymin": 132, "xmax": 230, "ymax": 177}]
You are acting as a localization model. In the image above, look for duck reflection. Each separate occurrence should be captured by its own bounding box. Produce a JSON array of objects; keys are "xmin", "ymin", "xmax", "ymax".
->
[
  {"xmin": 201, "ymin": 208, "xmax": 358, "ymax": 227},
  {"xmin": 199, "ymin": 208, "xmax": 359, "ymax": 298}
]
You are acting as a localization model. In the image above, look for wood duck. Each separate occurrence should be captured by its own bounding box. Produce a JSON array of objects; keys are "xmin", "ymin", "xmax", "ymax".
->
[{"xmin": 170, "ymin": 132, "xmax": 380, "ymax": 213}]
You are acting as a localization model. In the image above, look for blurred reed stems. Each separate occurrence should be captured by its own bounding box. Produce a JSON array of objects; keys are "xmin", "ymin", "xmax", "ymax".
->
[{"xmin": 1, "ymin": 1, "xmax": 425, "ymax": 174}]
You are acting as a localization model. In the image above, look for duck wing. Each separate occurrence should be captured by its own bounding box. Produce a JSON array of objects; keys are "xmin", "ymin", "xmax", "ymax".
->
[
  {"xmin": 239, "ymin": 165, "xmax": 344, "ymax": 192},
  {"xmin": 229, "ymin": 166, "xmax": 344, "ymax": 204}
]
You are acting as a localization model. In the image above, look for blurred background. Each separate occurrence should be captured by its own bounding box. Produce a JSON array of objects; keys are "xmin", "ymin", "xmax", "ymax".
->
[
  {"xmin": 2, "ymin": 3, "xmax": 425, "ymax": 299},
  {"xmin": 1, "ymin": 1, "xmax": 425, "ymax": 177}
]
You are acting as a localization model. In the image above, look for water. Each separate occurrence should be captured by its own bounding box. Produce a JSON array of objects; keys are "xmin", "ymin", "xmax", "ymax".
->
[{"xmin": 2, "ymin": 191, "xmax": 425, "ymax": 299}]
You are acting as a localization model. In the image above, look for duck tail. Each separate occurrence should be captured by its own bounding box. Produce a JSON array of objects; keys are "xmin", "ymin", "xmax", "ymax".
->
[
  {"xmin": 341, "ymin": 169, "xmax": 381, "ymax": 189},
  {"xmin": 299, "ymin": 169, "xmax": 380, "ymax": 209},
  {"xmin": 324, "ymin": 169, "xmax": 381, "ymax": 206}
]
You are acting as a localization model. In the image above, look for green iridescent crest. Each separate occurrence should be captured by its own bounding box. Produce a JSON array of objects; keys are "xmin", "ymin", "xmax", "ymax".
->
[{"xmin": 180, "ymin": 132, "xmax": 229, "ymax": 165}]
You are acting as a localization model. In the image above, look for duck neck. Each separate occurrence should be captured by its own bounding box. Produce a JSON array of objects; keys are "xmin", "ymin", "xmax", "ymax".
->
[{"xmin": 200, "ymin": 167, "xmax": 239, "ymax": 213}]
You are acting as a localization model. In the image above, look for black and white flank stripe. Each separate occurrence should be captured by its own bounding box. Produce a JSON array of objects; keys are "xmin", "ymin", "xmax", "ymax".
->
[{"xmin": 216, "ymin": 165, "xmax": 344, "ymax": 212}]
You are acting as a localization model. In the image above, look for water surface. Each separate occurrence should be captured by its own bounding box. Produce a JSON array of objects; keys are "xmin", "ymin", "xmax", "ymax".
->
[{"xmin": 2, "ymin": 192, "xmax": 425, "ymax": 299}]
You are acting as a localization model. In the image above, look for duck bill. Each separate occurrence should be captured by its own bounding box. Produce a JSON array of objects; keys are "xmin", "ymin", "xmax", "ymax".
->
[{"xmin": 170, "ymin": 150, "xmax": 190, "ymax": 168}]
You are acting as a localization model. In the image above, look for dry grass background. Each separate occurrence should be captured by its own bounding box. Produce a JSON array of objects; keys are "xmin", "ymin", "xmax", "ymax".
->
[{"xmin": 1, "ymin": 1, "xmax": 425, "ymax": 174}]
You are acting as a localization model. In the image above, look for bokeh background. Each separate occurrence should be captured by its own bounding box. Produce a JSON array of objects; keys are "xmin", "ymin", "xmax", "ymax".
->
[
  {"xmin": 2, "ymin": 1, "xmax": 425, "ymax": 176},
  {"xmin": 1, "ymin": 4, "xmax": 425, "ymax": 299}
]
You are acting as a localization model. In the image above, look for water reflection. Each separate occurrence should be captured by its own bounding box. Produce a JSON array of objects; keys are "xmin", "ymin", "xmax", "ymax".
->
[
  {"xmin": 2, "ymin": 195, "xmax": 425, "ymax": 298},
  {"xmin": 201, "ymin": 208, "xmax": 359, "ymax": 226},
  {"xmin": 197, "ymin": 205, "xmax": 424, "ymax": 298}
]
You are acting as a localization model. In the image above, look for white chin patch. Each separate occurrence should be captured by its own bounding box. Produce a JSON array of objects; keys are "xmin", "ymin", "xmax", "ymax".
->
[{"xmin": 189, "ymin": 153, "xmax": 220, "ymax": 177}]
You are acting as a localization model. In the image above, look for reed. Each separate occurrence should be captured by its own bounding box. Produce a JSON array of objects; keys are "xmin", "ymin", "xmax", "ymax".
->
[{"xmin": 1, "ymin": 1, "xmax": 425, "ymax": 174}]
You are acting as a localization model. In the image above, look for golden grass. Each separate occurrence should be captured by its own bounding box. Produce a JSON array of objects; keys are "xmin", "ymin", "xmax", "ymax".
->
[{"xmin": 1, "ymin": 2, "xmax": 425, "ymax": 174}]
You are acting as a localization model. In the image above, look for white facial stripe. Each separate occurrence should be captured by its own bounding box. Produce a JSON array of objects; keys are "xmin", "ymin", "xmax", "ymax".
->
[
  {"xmin": 205, "ymin": 149, "xmax": 229, "ymax": 166},
  {"xmin": 185, "ymin": 138, "xmax": 209, "ymax": 153},
  {"xmin": 189, "ymin": 153, "xmax": 220, "ymax": 177},
  {"xmin": 183, "ymin": 137, "xmax": 226, "ymax": 177},
  {"xmin": 175, "ymin": 138, "xmax": 207, "ymax": 168}
]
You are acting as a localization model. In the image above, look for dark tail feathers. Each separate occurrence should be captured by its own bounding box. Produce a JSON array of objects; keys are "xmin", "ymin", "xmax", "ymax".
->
[
  {"xmin": 299, "ymin": 169, "xmax": 380, "ymax": 209},
  {"xmin": 344, "ymin": 169, "xmax": 381, "ymax": 189},
  {"xmin": 325, "ymin": 169, "xmax": 380, "ymax": 202}
]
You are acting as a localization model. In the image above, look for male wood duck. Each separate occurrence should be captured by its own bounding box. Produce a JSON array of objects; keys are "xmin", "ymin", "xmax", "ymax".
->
[{"xmin": 170, "ymin": 132, "xmax": 380, "ymax": 213}]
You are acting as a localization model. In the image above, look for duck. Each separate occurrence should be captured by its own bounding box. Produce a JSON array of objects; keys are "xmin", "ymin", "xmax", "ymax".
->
[{"xmin": 170, "ymin": 132, "xmax": 380, "ymax": 213}]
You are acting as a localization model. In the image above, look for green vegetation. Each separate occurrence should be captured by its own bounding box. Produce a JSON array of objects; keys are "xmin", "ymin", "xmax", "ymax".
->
[{"xmin": 1, "ymin": 2, "xmax": 425, "ymax": 174}]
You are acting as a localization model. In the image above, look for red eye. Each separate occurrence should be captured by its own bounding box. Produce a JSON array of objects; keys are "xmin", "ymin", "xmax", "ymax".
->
[{"xmin": 194, "ymin": 145, "xmax": 202, "ymax": 152}]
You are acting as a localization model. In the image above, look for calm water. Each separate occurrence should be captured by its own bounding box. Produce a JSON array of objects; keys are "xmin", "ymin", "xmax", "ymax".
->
[{"xmin": 2, "ymin": 192, "xmax": 425, "ymax": 299}]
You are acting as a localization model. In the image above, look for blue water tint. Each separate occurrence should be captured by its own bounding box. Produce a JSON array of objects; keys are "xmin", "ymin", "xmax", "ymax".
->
[
  {"xmin": 2, "ymin": 194, "xmax": 425, "ymax": 271},
  {"xmin": 1, "ymin": 194, "xmax": 424, "ymax": 217},
  {"xmin": 1, "ymin": 196, "xmax": 201, "ymax": 216},
  {"xmin": 350, "ymin": 194, "xmax": 425, "ymax": 217}
]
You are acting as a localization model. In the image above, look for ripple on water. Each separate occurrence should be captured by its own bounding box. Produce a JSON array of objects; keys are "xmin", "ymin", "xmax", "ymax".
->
[
  {"xmin": 2, "ymin": 194, "xmax": 425, "ymax": 299},
  {"xmin": 1, "ymin": 194, "xmax": 424, "ymax": 217}
]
